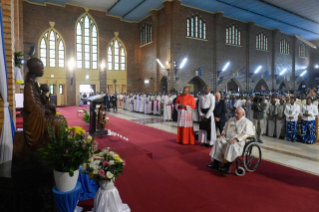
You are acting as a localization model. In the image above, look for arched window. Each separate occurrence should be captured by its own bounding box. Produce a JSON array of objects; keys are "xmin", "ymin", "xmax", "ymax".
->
[
  {"xmin": 280, "ymin": 38, "xmax": 289, "ymax": 54},
  {"xmin": 256, "ymin": 32, "xmax": 268, "ymax": 50},
  {"xmin": 108, "ymin": 38, "xmax": 126, "ymax": 71},
  {"xmin": 187, "ymin": 15, "xmax": 206, "ymax": 40},
  {"xmin": 76, "ymin": 14, "xmax": 98, "ymax": 69},
  {"xmin": 140, "ymin": 23, "xmax": 152, "ymax": 46},
  {"xmin": 39, "ymin": 28, "xmax": 65, "ymax": 68},
  {"xmin": 299, "ymin": 43, "xmax": 307, "ymax": 58},
  {"xmin": 226, "ymin": 24, "xmax": 241, "ymax": 46}
]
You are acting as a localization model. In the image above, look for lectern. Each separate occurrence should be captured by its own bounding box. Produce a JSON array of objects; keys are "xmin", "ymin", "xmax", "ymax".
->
[{"xmin": 87, "ymin": 94, "xmax": 106, "ymax": 134}]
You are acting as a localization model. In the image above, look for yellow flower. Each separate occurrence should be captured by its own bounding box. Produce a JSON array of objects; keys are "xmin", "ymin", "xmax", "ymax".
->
[
  {"xmin": 89, "ymin": 172, "xmax": 94, "ymax": 179},
  {"xmin": 56, "ymin": 111, "xmax": 60, "ymax": 115},
  {"xmin": 115, "ymin": 155, "xmax": 121, "ymax": 162}
]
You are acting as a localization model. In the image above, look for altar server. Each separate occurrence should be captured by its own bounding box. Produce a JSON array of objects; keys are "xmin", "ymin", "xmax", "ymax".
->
[
  {"xmin": 275, "ymin": 99, "xmax": 286, "ymax": 139},
  {"xmin": 300, "ymin": 97, "xmax": 318, "ymax": 144},
  {"xmin": 133, "ymin": 95, "xmax": 137, "ymax": 112},
  {"xmin": 163, "ymin": 93, "xmax": 174, "ymax": 121},
  {"xmin": 129, "ymin": 96, "xmax": 134, "ymax": 112},
  {"xmin": 262, "ymin": 96, "xmax": 269, "ymax": 136},
  {"xmin": 139, "ymin": 94, "xmax": 145, "ymax": 113},
  {"xmin": 284, "ymin": 97, "xmax": 300, "ymax": 142},
  {"xmin": 198, "ymin": 86, "xmax": 216, "ymax": 147},
  {"xmin": 267, "ymin": 99, "xmax": 276, "ymax": 137},
  {"xmin": 175, "ymin": 87, "xmax": 196, "ymax": 145}
]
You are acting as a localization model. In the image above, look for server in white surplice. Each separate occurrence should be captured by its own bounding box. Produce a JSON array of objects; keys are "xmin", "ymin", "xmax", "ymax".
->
[
  {"xmin": 267, "ymin": 99, "xmax": 277, "ymax": 137},
  {"xmin": 198, "ymin": 86, "xmax": 217, "ymax": 147}
]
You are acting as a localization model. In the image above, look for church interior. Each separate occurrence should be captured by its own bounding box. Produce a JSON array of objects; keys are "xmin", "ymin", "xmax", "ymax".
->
[{"xmin": 1, "ymin": 0, "xmax": 319, "ymax": 211}]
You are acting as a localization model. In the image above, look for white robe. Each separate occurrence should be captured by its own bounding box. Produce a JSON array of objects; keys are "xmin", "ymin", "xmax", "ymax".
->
[
  {"xmin": 275, "ymin": 104, "xmax": 285, "ymax": 139},
  {"xmin": 163, "ymin": 96, "xmax": 173, "ymax": 120},
  {"xmin": 198, "ymin": 93, "xmax": 216, "ymax": 145},
  {"xmin": 129, "ymin": 97, "xmax": 134, "ymax": 112},
  {"xmin": 267, "ymin": 105, "xmax": 276, "ymax": 137},
  {"xmin": 209, "ymin": 117, "xmax": 255, "ymax": 162},
  {"xmin": 136, "ymin": 96, "xmax": 141, "ymax": 112},
  {"xmin": 144, "ymin": 97, "xmax": 149, "ymax": 114},
  {"xmin": 262, "ymin": 100, "xmax": 269, "ymax": 134},
  {"xmin": 139, "ymin": 96, "xmax": 145, "ymax": 113},
  {"xmin": 133, "ymin": 96, "xmax": 137, "ymax": 111},
  {"xmin": 153, "ymin": 96, "xmax": 161, "ymax": 115}
]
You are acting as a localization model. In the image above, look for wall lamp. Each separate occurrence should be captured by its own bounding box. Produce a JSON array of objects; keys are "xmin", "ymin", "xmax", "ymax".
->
[
  {"xmin": 279, "ymin": 68, "xmax": 287, "ymax": 76},
  {"xmin": 100, "ymin": 61, "xmax": 106, "ymax": 71},
  {"xmin": 222, "ymin": 62, "xmax": 230, "ymax": 72},
  {"xmin": 300, "ymin": 70, "xmax": 307, "ymax": 77},
  {"xmin": 254, "ymin": 66, "xmax": 262, "ymax": 74},
  {"xmin": 68, "ymin": 58, "xmax": 75, "ymax": 71}
]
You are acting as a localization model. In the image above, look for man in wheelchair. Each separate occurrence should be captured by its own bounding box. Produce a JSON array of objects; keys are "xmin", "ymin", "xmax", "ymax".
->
[{"xmin": 207, "ymin": 107, "xmax": 255, "ymax": 174}]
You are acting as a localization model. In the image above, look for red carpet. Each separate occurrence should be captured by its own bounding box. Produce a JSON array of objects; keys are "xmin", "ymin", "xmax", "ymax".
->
[{"xmin": 58, "ymin": 106, "xmax": 319, "ymax": 212}]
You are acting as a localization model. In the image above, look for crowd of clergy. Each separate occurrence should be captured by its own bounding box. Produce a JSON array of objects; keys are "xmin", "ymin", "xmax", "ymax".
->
[{"xmin": 119, "ymin": 86, "xmax": 319, "ymax": 146}]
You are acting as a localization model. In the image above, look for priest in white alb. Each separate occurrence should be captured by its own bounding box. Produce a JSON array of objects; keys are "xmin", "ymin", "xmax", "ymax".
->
[
  {"xmin": 207, "ymin": 107, "xmax": 255, "ymax": 174},
  {"xmin": 198, "ymin": 86, "xmax": 216, "ymax": 147},
  {"xmin": 163, "ymin": 93, "xmax": 174, "ymax": 121}
]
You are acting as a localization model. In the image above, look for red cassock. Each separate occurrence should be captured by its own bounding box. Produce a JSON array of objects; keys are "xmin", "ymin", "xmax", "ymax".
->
[{"xmin": 175, "ymin": 94, "xmax": 196, "ymax": 145}]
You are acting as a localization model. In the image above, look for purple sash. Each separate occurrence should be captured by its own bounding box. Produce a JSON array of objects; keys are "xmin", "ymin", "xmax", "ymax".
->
[{"xmin": 151, "ymin": 101, "xmax": 154, "ymax": 110}]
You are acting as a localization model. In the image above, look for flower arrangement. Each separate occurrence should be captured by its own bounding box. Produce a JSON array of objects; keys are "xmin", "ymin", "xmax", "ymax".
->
[
  {"xmin": 38, "ymin": 122, "xmax": 99, "ymax": 177},
  {"xmin": 82, "ymin": 109, "xmax": 90, "ymax": 123},
  {"xmin": 83, "ymin": 147, "xmax": 126, "ymax": 182}
]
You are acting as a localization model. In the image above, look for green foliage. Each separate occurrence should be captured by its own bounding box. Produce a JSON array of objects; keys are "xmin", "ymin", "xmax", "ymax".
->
[
  {"xmin": 38, "ymin": 122, "xmax": 96, "ymax": 177},
  {"xmin": 82, "ymin": 109, "xmax": 90, "ymax": 123},
  {"xmin": 14, "ymin": 52, "xmax": 24, "ymax": 68}
]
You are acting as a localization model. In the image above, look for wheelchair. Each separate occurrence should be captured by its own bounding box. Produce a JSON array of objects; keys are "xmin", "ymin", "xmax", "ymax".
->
[{"xmin": 232, "ymin": 137, "xmax": 262, "ymax": 176}]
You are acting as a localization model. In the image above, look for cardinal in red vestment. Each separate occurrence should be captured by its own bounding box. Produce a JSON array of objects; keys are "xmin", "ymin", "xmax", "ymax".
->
[{"xmin": 175, "ymin": 87, "xmax": 196, "ymax": 145}]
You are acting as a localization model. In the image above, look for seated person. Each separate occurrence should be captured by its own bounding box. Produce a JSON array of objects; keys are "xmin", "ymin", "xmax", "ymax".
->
[
  {"xmin": 206, "ymin": 107, "xmax": 255, "ymax": 174},
  {"xmin": 97, "ymin": 104, "xmax": 107, "ymax": 130}
]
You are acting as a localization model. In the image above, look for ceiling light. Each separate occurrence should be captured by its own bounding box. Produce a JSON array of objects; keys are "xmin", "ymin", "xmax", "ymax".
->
[
  {"xmin": 144, "ymin": 79, "xmax": 150, "ymax": 84},
  {"xmin": 156, "ymin": 59, "xmax": 165, "ymax": 69},
  {"xmin": 279, "ymin": 69, "xmax": 287, "ymax": 75},
  {"xmin": 315, "ymin": 64, "xmax": 319, "ymax": 69},
  {"xmin": 300, "ymin": 70, "xmax": 307, "ymax": 77},
  {"xmin": 86, "ymin": 75, "xmax": 89, "ymax": 79},
  {"xmin": 100, "ymin": 62, "xmax": 106, "ymax": 70},
  {"xmin": 68, "ymin": 58, "xmax": 75, "ymax": 70},
  {"xmin": 254, "ymin": 66, "xmax": 262, "ymax": 74},
  {"xmin": 222, "ymin": 62, "xmax": 230, "ymax": 72},
  {"xmin": 179, "ymin": 58, "xmax": 188, "ymax": 69}
]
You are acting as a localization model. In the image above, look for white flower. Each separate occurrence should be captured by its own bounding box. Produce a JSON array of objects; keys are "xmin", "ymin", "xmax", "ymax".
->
[
  {"xmin": 106, "ymin": 171, "xmax": 114, "ymax": 179},
  {"xmin": 86, "ymin": 135, "xmax": 93, "ymax": 143},
  {"xmin": 108, "ymin": 160, "xmax": 115, "ymax": 166},
  {"xmin": 119, "ymin": 158, "xmax": 123, "ymax": 163},
  {"xmin": 103, "ymin": 149, "xmax": 109, "ymax": 154},
  {"xmin": 109, "ymin": 151, "xmax": 116, "ymax": 157},
  {"xmin": 93, "ymin": 170, "xmax": 98, "ymax": 174}
]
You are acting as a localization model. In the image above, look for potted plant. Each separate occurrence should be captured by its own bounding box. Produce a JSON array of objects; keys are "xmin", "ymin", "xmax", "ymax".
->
[
  {"xmin": 38, "ymin": 123, "xmax": 98, "ymax": 192},
  {"xmin": 82, "ymin": 109, "xmax": 90, "ymax": 126}
]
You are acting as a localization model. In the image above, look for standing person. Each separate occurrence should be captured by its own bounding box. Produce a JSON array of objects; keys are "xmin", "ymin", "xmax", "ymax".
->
[
  {"xmin": 119, "ymin": 93, "xmax": 123, "ymax": 108},
  {"xmin": 139, "ymin": 94, "xmax": 146, "ymax": 113},
  {"xmin": 175, "ymin": 87, "xmax": 196, "ymax": 145},
  {"xmin": 227, "ymin": 95, "xmax": 236, "ymax": 119},
  {"xmin": 172, "ymin": 95, "xmax": 178, "ymax": 122},
  {"xmin": 267, "ymin": 99, "xmax": 277, "ymax": 137},
  {"xmin": 78, "ymin": 92, "xmax": 83, "ymax": 106},
  {"xmin": 104, "ymin": 93, "xmax": 111, "ymax": 111},
  {"xmin": 111, "ymin": 93, "xmax": 117, "ymax": 112},
  {"xmin": 198, "ymin": 86, "xmax": 216, "ymax": 147},
  {"xmin": 163, "ymin": 93, "xmax": 174, "ymax": 121},
  {"xmin": 214, "ymin": 92, "xmax": 227, "ymax": 135},
  {"xmin": 82, "ymin": 93, "xmax": 88, "ymax": 105},
  {"xmin": 261, "ymin": 96, "xmax": 269, "ymax": 136},
  {"xmin": 244, "ymin": 96, "xmax": 253, "ymax": 122},
  {"xmin": 284, "ymin": 97, "xmax": 300, "ymax": 142},
  {"xmin": 275, "ymin": 99, "xmax": 286, "ymax": 139},
  {"xmin": 300, "ymin": 97, "xmax": 318, "ymax": 144},
  {"xmin": 252, "ymin": 95, "xmax": 267, "ymax": 143}
]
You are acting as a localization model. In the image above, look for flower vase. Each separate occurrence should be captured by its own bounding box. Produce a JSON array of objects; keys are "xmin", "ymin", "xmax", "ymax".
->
[
  {"xmin": 54, "ymin": 170, "xmax": 79, "ymax": 192},
  {"xmin": 93, "ymin": 180, "xmax": 131, "ymax": 212}
]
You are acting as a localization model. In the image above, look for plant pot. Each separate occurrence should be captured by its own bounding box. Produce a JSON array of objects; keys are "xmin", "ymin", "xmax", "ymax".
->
[
  {"xmin": 54, "ymin": 169, "xmax": 79, "ymax": 192},
  {"xmin": 86, "ymin": 122, "xmax": 89, "ymax": 126},
  {"xmin": 98, "ymin": 179, "xmax": 115, "ymax": 190}
]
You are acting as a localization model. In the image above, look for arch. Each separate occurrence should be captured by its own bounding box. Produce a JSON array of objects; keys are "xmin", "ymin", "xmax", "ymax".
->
[
  {"xmin": 160, "ymin": 76, "xmax": 168, "ymax": 93},
  {"xmin": 277, "ymin": 79, "xmax": 290, "ymax": 90},
  {"xmin": 38, "ymin": 27, "xmax": 66, "ymax": 68},
  {"xmin": 254, "ymin": 79, "xmax": 269, "ymax": 91},
  {"xmin": 75, "ymin": 12, "xmax": 99, "ymax": 70},
  {"xmin": 187, "ymin": 76, "xmax": 207, "ymax": 93},
  {"xmin": 222, "ymin": 78, "xmax": 244, "ymax": 92},
  {"xmin": 107, "ymin": 36, "xmax": 127, "ymax": 71},
  {"xmin": 298, "ymin": 80, "xmax": 307, "ymax": 91}
]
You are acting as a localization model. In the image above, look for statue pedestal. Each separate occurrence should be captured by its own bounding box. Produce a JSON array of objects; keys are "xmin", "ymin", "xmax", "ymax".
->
[{"xmin": 0, "ymin": 160, "xmax": 56, "ymax": 212}]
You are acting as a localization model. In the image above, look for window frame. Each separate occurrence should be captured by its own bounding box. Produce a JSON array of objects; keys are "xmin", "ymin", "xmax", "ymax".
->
[
  {"xmin": 107, "ymin": 37, "xmax": 127, "ymax": 71},
  {"xmin": 140, "ymin": 23, "xmax": 153, "ymax": 46},
  {"xmin": 226, "ymin": 24, "xmax": 241, "ymax": 46}
]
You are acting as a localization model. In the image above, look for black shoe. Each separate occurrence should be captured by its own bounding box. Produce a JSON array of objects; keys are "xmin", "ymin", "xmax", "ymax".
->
[
  {"xmin": 219, "ymin": 162, "xmax": 233, "ymax": 175},
  {"xmin": 201, "ymin": 143, "xmax": 206, "ymax": 147},
  {"xmin": 206, "ymin": 160, "xmax": 221, "ymax": 170},
  {"xmin": 205, "ymin": 143, "xmax": 212, "ymax": 148}
]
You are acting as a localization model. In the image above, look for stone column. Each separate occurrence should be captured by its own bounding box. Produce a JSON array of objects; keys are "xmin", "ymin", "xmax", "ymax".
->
[
  {"xmin": 271, "ymin": 29, "xmax": 280, "ymax": 90},
  {"xmin": 151, "ymin": 10, "xmax": 159, "ymax": 92},
  {"xmin": 292, "ymin": 36, "xmax": 297, "ymax": 90},
  {"xmin": 246, "ymin": 22, "xmax": 255, "ymax": 91},
  {"xmin": 213, "ymin": 12, "xmax": 223, "ymax": 92}
]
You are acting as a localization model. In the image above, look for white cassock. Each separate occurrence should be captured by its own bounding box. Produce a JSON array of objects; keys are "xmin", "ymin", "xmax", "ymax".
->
[
  {"xmin": 129, "ymin": 97, "xmax": 134, "ymax": 112},
  {"xmin": 209, "ymin": 116, "xmax": 255, "ymax": 162},
  {"xmin": 267, "ymin": 105, "xmax": 276, "ymax": 137},
  {"xmin": 133, "ymin": 96, "xmax": 137, "ymax": 111},
  {"xmin": 136, "ymin": 96, "xmax": 141, "ymax": 112},
  {"xmin": 198, "ymin": 93, "xmax": 217, "ymax": 145},
  {"xmin": 126, "ymin": 96, "xmax": 130, "ymax": 110},
  {"xmin": 78, "ymin": 94, "xmax": 83, "ymax": 105},
  {"xmin": 275, "ymin": 104, "xmax": 285, "ymax": 139},
  {"xmin": 163, "ymin": 96, "xmax": 174, "ymax": 120},
  {"xmin": 262, "ymin": 100, "xmax": 269, "ymax": 134},
  {"xmin": 153, "ymin": 96, "xmax": 161, "ymax": 115},
  {"xmin": 144, "ymin": 97, "xmax": 149, "ymax": 114},
  {"xmin": 192, "ymin": 97, "xmax": 199, "ymax": 122},
  {"xmin": 139, "ymin": 96, "xmax": 145, "ymax": 113}
]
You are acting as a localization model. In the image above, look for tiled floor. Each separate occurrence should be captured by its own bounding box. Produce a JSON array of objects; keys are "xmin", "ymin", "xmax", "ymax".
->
[{"xmin": 108, "ymin": 108, "xmax": 319, "ymax": 176}]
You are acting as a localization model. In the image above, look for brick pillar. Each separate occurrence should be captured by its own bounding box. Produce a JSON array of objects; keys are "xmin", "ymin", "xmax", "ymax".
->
[
  {"xmin": 246, "ymin": 22, "xmax": 255, "ymax": 91},
  {"xmin": 0, "ymin": 0, "xmax": 16, "ymax": 136},
  {"xmin": 151, "ymin": 10, "xmax": 159, "ymax": 93},
  {"xmin": 271, "ymin": 29, "xmax": 280, "ymax": 90},
  {"xmin": 213, "ymin": 12, "xmax": 223, "ymax": 92}
]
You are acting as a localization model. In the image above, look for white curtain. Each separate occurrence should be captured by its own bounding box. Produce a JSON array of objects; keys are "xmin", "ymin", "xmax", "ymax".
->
[{"xmin": 0, "ymin": 9, "xmax": 15, "ymax": 164}]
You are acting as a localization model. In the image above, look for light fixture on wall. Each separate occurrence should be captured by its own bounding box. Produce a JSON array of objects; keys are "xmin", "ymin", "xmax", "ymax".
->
[
  {"xmin": 179, "ymin": 57, "xmax": 188, "ymax": 69},
  {"xmin": 300, "ymin": 70, "xmax": 307, "ymax": 77},
  {"xmin": 100, "ymin": 61, "xmax": 106, "ymax": 71},
  {"xmin": 51, "ymin": 74, "xmax": 54, "ymax": 78},
  {"xmin": 86, "ymin": 74, "xmax": 89, "ymax": 79},
  {"xmin": 254, "ymin": 66, "xmax": 262, "ymax": 74},
  {"xmin": 68, "ymin": 58, "xmax": 75, "ymax": 71},
  {"xmin": 144, "ymin": 79, "xmax": 150, "ymax": 84},
  {"xmin": 222, "ymin": 62, "xmax": 230, "ymax": 72},
  {"xmin": 315, "ymin": 64, "xmax": 319, "ymax": 69},
  {"xmin": 156, "ymin": 59, "xmax": 166, "ymax": 69},
  {"xmin": 279, "ymin": 68, "xmax": 287, "ymax": 75}
]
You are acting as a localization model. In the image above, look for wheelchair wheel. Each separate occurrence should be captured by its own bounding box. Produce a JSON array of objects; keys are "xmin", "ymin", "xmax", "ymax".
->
[
  {"xmin": 243, "ymin": 143, "xmax": 262, "ymax": 172},
  {"xmin": 235, "ymin": 166, "xmax": 245, "ymax": 176}
]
